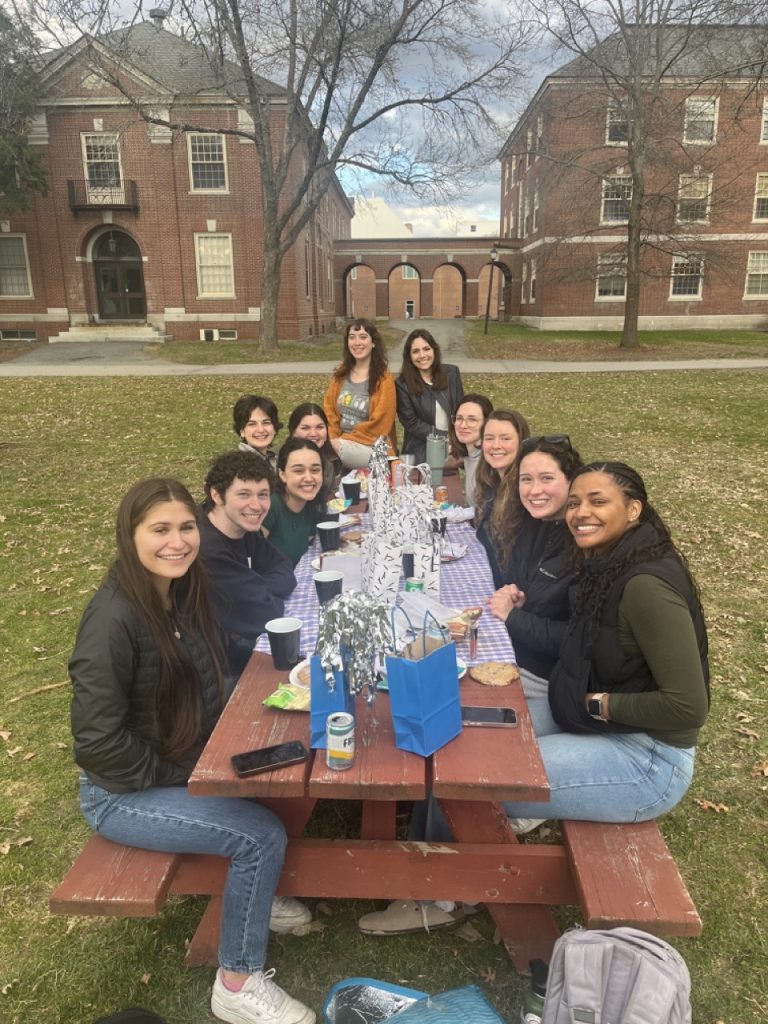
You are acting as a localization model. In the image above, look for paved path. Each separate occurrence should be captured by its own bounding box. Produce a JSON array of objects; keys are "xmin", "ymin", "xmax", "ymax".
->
[{"xmin": 2, "ymin": 318, "xmax": 767, "ymax": 376}]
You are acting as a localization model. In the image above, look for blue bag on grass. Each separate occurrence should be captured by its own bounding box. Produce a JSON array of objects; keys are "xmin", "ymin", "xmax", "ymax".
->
[
  {"xmin": 309, "ymin": 653, "xmax": 355, "ymax": 749},
  {"xmin": 385, "ymin": 609, "xmax": 462, "ymax": 757},
  {"xmin": 389, "ymin": 984, "xmax": 507, "ymax": 1023}
]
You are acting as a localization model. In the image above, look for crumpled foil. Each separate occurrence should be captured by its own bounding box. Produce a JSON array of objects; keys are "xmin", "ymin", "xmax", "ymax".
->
[
  {"xmin": 324, "ymin": 983, "xmax": 421, "ymax": 1024},
  {"xmin": 315, "ymin": 591, "xmax": 392, "ymax": 698}
]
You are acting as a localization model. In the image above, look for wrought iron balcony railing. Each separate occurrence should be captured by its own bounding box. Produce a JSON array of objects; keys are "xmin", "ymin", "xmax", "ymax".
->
[{"xmin": 67, "ymin": 179, "xmax": 139, "ymax": 212}]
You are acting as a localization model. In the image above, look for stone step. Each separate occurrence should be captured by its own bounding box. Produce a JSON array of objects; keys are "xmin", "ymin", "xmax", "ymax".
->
[{"xmin": 50, "ymin": 324, "xmax": 166, "ymax": 344}]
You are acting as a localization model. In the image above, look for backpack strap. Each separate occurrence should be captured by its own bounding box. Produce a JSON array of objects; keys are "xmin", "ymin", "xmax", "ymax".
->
[
  {"xmin": 560, "ymin": 939, "xmax": 612, "ymax": 1024},
  {"xmin": 620, "ymin": 955, "xmax": 680, "ymax": 1024}
]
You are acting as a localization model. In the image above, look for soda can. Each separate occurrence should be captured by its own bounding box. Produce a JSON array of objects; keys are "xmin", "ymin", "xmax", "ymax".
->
[
  {"xmin": 404, "ymin": 577, "xmax": 424, "ymax": 592},
  {"xmin": 326, "ymin": 712, "xmax": 355, "ymax": 771},
  {"xmin": 434, "ymin": 485, "xmax": 448, "ymax": 504}
]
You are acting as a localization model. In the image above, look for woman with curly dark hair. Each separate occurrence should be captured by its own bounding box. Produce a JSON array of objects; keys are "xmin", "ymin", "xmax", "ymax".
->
[
  {"xmin": 323, "ymin": 319, "xmax": 396, "ymax": 469},
  {"xmin": 395, "ymin": 329, "xmax": 464, "ymax": 464},
  {"xmin": 503, "ymin": 462, "xmax": 710, "ymax": 832}
]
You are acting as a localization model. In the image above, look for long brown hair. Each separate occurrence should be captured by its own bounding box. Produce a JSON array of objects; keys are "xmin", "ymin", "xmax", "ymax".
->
[
  {"xmin": 398, "ymin": 328, "xmax": 448, "ymax": 394},
  {"xmin": 474, "ymin": 409, "xmax": 531, "ymax": 525},
  {"xmin": 334, "ymin": 318, "xmax": 389, "ymax": 397},
  {"xmin": 113, "ymin": 478, "xmax": 223, "ymax": 758}
]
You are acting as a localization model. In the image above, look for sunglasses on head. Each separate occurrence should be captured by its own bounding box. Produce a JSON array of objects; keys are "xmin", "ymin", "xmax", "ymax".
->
[{"xmin": 520, "ymin": 434, "xmax": 572, "ymax": 455}]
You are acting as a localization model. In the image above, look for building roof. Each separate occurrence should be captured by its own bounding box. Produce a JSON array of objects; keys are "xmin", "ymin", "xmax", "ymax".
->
[{"xmin": 43, "ymin": 20, "xmax": 285, "ymax": 99}]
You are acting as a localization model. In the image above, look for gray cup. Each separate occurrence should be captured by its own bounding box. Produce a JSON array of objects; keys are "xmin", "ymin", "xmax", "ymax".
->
[
  {"xmin": 317, "ymin": 521, "xmax": 341, "ymax": 551},
  {"xmin": 265, "ymin": 616, "xmax": 302, "ymax": 670},
  {"xmin": 313, "ymin": 569, "xmax": 344, "ymax": 605}
]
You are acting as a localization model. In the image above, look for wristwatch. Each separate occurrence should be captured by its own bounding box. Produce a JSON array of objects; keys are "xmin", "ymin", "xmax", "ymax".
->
[{"xmin": 587, "ymin": 693, "xmax": 608, "ymax": 722}]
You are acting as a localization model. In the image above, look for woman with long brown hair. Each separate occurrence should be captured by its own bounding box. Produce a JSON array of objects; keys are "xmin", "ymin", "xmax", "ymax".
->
[
  {"xmin": 69, "ymin": 478, "xmax": 314, "ymax": 1024},
  {"xmin": 395, "ymin": 328, "xmax": 464, "ymax": 464},
  {"xmin": 323, "ymin": 319, "xmax": 397, "ymax": 469}
]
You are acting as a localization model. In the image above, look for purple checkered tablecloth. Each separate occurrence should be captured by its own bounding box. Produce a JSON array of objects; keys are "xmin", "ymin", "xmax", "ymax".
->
[{"xmin": 255, "ymin": 517, "xmax": 515, "ymax": 665}]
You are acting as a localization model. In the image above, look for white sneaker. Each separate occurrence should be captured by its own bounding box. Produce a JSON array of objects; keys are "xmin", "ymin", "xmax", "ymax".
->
[
  {"xmin": 211, "ymin": 968, "xmax": 316, "ymax": 1024},
  {"xmin": 269, "ymin": 895, "xmax": 312, "ymax": 933}
]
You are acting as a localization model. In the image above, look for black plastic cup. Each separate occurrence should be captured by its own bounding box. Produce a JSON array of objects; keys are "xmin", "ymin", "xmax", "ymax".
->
[
  {"xmin": 402, "ymin": 549, "xmax": 414, "ymax": 578},
  {"xmin": 313, "ymin": 569, "xmax": 344, "ymax": 605},
  {"xmin": 342, "ymin": 479, "xmax": 361, "ymax": 504},
  {"xmin": 323, "ymin": 509, "xmax": 340, "ymax": 523},
  {"xmin": 317, "ymin": 521, "xmax": 341, "ymax": 551},
  {"xmin": 431, "ymin": 514, "xmax": 447, "ymax": 537},
  {"xmin": 265, "ymin": 616, "xmax": 302, "ymax": 671}
]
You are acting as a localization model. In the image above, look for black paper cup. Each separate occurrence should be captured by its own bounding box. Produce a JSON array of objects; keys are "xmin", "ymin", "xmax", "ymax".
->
[
  {"xmin": 317, "ymin": 521, "xmax": 341, "ymax": 551},
  {"xmin": 313, "ymin": 569, "xmax": 344, "ymax": 605},
  {"xmin": 265, "ymin": 616, "xmax": 302, "ymax": 670},
  {"xmin": 431, "ymin": 514, "xmax": 447, "ymax": 537},
  {"xmin": 342, "ymin": 479, "xmax": 361, "ymax": 504},
  {"xmin": 323, "ymin": 509, "xmax": 340, "ymax": 523},
  {"xmin": 402, "ymin": 549, "xmax": 415, "ymax": 578}
]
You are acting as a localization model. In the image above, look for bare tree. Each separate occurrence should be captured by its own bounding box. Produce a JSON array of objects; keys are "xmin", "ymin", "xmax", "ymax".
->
[
  {"xmin": 24, "ymin": 0, "xmax": 533, "ymax": 349},
  {"xmin": 0, "ymin": 10, "xmax": 47, "ymax": 213},
  {"xmin": 528, "ymin": 2, "xmax": 768, "ymax": 347}
]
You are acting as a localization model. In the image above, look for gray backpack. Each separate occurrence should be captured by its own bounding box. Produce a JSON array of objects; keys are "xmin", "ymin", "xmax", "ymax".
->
[{"xmin": 541, "ymin": 927, "xmax": 692, "ymax": 1024}]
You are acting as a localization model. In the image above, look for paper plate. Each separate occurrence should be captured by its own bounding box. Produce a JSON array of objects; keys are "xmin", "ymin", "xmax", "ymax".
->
[
  {"xmin": 289, "ymin": 659, "xmax": 311, "ymax": 688},
  {"xmin": 441, "ymin": 543, "xmax": 468, "ymax": 563}
]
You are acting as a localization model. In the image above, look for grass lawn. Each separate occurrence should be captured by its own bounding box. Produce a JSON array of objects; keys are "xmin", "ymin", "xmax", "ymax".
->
[
  {"xmin": 143, "ymin": 325, "xmax": 404, "ymax": 365},
  {"xmin": 467, "ymin": 321, "xmax": 768, "ymax": 361},
  {"xmin": 1, "ymin": 369, "xmax": 766, "ymax": 1023}
]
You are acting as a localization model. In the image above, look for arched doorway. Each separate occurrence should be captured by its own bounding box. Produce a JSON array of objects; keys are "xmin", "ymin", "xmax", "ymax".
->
[
  {"xmin": 433, "ymin": 264, "xmax": 465, "ymax": 318},
  {"xmin": 344, "ymin": 264, "xmax": 376, "ymax": 318},
  {"xmin": 388, "ymin": 263, "xmax": 420, "ymax": 318},
  {"xmin": 93, "ymin": 230, "xmax": 146, "ymax": 319}
]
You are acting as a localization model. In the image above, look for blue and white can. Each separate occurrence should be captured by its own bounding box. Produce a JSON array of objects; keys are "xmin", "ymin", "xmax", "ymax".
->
[{"xmin": 326, "ymin": 712, "xmax": 355, "ymax": 771}]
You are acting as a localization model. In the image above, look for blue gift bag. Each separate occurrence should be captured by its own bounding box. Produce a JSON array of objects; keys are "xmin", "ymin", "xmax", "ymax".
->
[
  {"xmin": 385, "ymin": 610, "xmax": 462, "ymax": 757},
  {"xmin": 309, "ymin": 654, "xmax": 355, "ymax": 749}
]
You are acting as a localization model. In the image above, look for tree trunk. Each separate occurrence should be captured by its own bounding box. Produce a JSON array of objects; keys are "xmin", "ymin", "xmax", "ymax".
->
[
  {"xmin": 259, "ymin": 241, "xmax": 282, "ymax": 352},
  {"xmin": 620, "ymin": 175, "xmax": 643, "ymax": 349}
]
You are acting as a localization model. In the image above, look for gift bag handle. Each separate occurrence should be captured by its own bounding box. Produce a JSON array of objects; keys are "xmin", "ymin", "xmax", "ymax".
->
[{"xmin": 391, "ymin": 606, "xmax": 450, "ymax": 658}]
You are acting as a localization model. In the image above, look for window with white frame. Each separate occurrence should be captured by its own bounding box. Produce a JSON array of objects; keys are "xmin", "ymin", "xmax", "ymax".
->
[
  {"xmin": 670, "ymin": 254, "xmax": 703, "ymax": 298},
  {"xmin": 761, "ymin": 98, "xmax": 768, "ymax": 142},
  {"xmin": 402, "ymin": 265, "xmax": 417, "ymax": 279},
  {"xmin": 601, "ymin": 175, "xmax": 632, "ymax": 222},
  {"xmin": 606, "ymin": 102, "xmax": 629, "ymax": 144},
  {"xmin": 683, "ymin": 98, "xmax": 717, "ymax": 144},
  {"xmin": 745, "ymin": 251, "xmax": 768, "ymax": 296},
  {"xmin": 195, "ymin": 233, "xmax": 234, "ymax": 297},
  {"xmin": 533, "ymin": 187, "xmax": 539, "ymax": 231},
  {"xmin": 524, "ymin": 197, "xmax": 530, "ymax": 236},
  {"xmin": 526, "ymin": 128, "xmax": 533, "ymax": 167},
  {"xmin": 753, "ymin": 174, "xmax": 768, "ymax": 221},
  {"xmin": 520, "ymin": 262, "xmax": 527, "ymax": 303},
  {"xmin": 511, "ymin": 160, "xmax": 516, "ymax": 186},
  {"xmin": 0, "ymin": 235, "xmax": 33, "ymax": 297},
  {"xmin": 596, "ymin": 253, "xmax": 627, "ymax": 299},
  {"xmin": 81, "ymin": 133, "xmax": 123, "ymax": 203},
  {"xmin": 518, "ymin": 190, "xmax": 524, "ymax": 236},
  {"xmin": 188, "ymin": 133, "xmax": 228, "ymax": 191},
  {"xmin": 530, "ymin": 259, "xmax": 537, "ymax": 301},
  {"xmin": 536, "ymin": 116, "xmax": 543, "ymax": 155},
  {"xmin": 677, "ymin": 173, "xmax": 712, "ymax": 223},
  {"xmin": 304, "ymin": 236, "xmax": 311, "ymax": 297}
]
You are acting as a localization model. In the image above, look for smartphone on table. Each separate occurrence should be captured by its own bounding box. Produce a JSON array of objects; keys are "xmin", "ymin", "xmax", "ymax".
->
[
  {"xmin": 460, "ymin": 706, "xmax": 518, "ymax": 728},
  {"xmin": 231, "ymin": 740, "xmax": 309, "ymax": 777}
]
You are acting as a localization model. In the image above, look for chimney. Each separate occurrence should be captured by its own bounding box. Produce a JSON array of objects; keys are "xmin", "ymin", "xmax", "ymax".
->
[
  {"xmin": 404, "ymin": 223, "xmax": 414, "ymax": 235},
  {"xmin": 149, "ymin": 8, "xmax": 168, "ymax": 27}
]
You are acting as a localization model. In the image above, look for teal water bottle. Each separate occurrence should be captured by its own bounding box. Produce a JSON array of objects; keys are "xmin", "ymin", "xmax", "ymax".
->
[{"xmin": 521, "ymin": 959, "xmax": 548, "ymax": 1023}]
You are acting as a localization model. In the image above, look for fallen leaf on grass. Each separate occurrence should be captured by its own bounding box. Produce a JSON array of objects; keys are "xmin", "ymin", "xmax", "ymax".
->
[
  {"xmin": 141, "ymin": 974, "xmax": 151, "ymax": 985},
  {"xmin": 6, "ymin": 746, "xmax": 22, "ymax": 757},
  {"xmin": 0, "ymin": 729, "xmax": 11, "ymax": 742},
  {"xmin": 751, "ymin": 759, "xmax": 768, "ymax": 778},
  {"xmin": 1, "ymin": 979, "xmax": 19, "ymax": 995},
  {"xmin": 316, "ymin": 901, "xmax": 333, "ymax": 917},
  {"xmin": 454, "ymin": 921, "xmax": 483, "ymax": 942},
  {"xmin": 695, "ymin": 798, "xmax": 729, "ymax": 813},
  {"xmin": 22, "ymin": 751, "xmax": 36, "ymax": 761},
  {"xmin": 735, "ymin": 711, "xmax": 754, "ymax": 723},
  {"xmin": 736, "ymin": 727, "xmax": 760, "ymax": 740},
  {"xmin": 479, "ymin": 967, "xmax": 496, "ymax": 984}
]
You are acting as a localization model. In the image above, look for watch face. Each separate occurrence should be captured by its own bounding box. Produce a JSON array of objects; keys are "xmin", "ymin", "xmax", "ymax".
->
[{"xmin": 588, "ymin": 698, "xmax": 602, "ymax": 717}]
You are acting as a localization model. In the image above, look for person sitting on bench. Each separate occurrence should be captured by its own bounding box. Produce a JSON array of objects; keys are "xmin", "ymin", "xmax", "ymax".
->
[{"xmin": 69, "ymin": 478, "xmax": 314, "ymax": 1024}]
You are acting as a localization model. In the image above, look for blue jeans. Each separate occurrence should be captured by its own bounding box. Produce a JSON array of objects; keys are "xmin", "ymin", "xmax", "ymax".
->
[
  {"xmin": 503, "ymin": 698, "xmax": 696, "ymax": 823},
  {"xmin": 80, "ymin": 777, "xmax": 287, "ymax": 972}
]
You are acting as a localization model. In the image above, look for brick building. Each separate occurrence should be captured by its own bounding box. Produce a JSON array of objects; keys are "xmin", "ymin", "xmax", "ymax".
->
[
  {"xmin": 499, "ymin": 25, "xmax": 768, "ymax": 329},
  {"xmin": 0, "ymin": 19, "xmax": 351, "ymax": 344}
]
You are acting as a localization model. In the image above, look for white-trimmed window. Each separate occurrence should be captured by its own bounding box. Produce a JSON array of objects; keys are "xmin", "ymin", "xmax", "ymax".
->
[
  {"xmin": 683, "ymin": 98, "xmax": 717, "ymax": 144},
  {"xmin": 511, "ymin": 160, "xmax": 516, "ymax": 186},
  {"xmin": 606, "ymin": 102, "xmax": 629, "ymax": 144},
  {"xmin": 304, "ymin": 236, "xmax": 311, "ymax": 297},
  {"xmin": 745, "ymin": 251, "xmax": 768, "ymax": 297},
  {"xmin": 0, "ymin": 235, "xmax": 33, "ymax": 298},
  {"xmin": 753, "ymin": 174, "xmax": 768, "ymax": 221},
  {"xmin": 195, "ymin": 233, "xmax": 234, "ymax": 297},
  {"xmin": 526, "ymin": 128, "xmax": 533, "ymax": 167},
  {"xmin": 524, "ymin": 197, "xmax": 531, "ymax": 236},
  {"xmin": 402, "ymin": 265, "xmax": 418, "ymax": 279},
  {"xmin": 533, "ymin": 187, "xmax": 539, "ymax": 231},
  {"xmin": 670, "ymin": 254, "xmax": 703, "ymax": 299},
  {"xmin": 521, "ymin": 262, "xmax": 528, "ymax": 303},
  {"xmin": 601, "ymin": 175, "xmax": 632, "ymax": 222},
  {"xmin": 530, "ymin": 259, "xmax": 537, "ymax": 301},
  {"xmin": 81, "ymin": 133, "xmax": 123, "ymax": 203},
  {"xmin": 536, "ymin": 116, "xmax": 543, "ymax": 156},
  {"xmin": 761, "ymin": 98, "xmax": 768, "ymax": 143},
  {"xmin": 677, "ymin": 173, "xmax": 712, "ymax": 223},
  {"xmin": 596, "ymin": 253, "xmax": 627, "ymax": 299},
  {"xmin": 188, "ymin": 133, "xmax": 228, "ymax": 192},
  {"xmin": 518, "ymin": 190, "xmax": 524, "ymax": 236}
]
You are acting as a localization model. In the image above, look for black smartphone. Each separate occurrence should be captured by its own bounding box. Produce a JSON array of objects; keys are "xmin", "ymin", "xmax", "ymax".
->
[
  {"xmin": 231, "ymin": 740, "xmax": 309, "ymax": 777},
  {"xmin": 461, "ymin": 706, "xmax": 518, "ymax": 728}
]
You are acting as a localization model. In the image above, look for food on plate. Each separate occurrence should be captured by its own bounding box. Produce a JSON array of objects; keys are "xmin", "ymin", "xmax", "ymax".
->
[
  {"xmin": 341, "ymin": 530, "xmax": 363, "ymax": 544},
  {"xmin": 327, "ymin": 497, "xmax": 347, "ymax": 513},
  {"xmin": 469, "ymin": 662, "xmax": 520, "ymax": 687},
  {"xmin": 446, "ymin": 618, "xmax": 468, "ymax": 640},
  {"xmin": 296, "ymin": 663, "xmax": 311, "ymax": 686}
]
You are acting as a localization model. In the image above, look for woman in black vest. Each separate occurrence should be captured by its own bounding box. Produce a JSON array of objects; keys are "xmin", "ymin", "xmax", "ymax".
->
[
  {"xmin": 503, "ymin": 462, "xmax": 710, "ymax": 832},
  {"xmin": 395, "ymin": 329, "xmax": 464, "ymax": 464}
]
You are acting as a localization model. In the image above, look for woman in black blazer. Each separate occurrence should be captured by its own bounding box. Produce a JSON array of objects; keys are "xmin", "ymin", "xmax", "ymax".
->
[{"xmin": 395, "ymin": 329, "xmax": 464, "ymax": 464}]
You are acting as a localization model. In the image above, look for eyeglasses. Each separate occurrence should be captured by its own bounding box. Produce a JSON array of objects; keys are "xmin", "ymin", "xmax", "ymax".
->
[
  {"xmin": 520, "ymin": 434, "xmax": 572, "ymax": 454},
  {"xmin": 453, "ymin": 415, "xmax": 483, "ymax": 426}
]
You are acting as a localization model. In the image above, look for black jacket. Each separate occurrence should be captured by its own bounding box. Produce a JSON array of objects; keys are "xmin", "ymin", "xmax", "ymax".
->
[
  {"xmin": 396, "ymin": 364, "xmax": 464, "ymax": 463},
  {"xmin": 503, "ymin": 516, "xmax": 572, "ymax": 679},
  {"xmin": 197, "ymin": 506, "xmax": 296, "ymax": 676},
  {"xmin": 69, "ymin": 579, "xmax": 222, "ymax": 793}
]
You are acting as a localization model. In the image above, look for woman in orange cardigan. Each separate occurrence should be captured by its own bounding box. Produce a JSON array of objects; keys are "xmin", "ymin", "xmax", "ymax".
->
[{"xmin": 323, "ymin": 319, "xmax": 397, "ymax": 469}]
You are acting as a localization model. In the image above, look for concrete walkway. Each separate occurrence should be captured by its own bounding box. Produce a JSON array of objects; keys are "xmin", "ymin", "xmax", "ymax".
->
[{"xmin": 2, "ymin": 317, "xmax": 767, "ymax": 376}]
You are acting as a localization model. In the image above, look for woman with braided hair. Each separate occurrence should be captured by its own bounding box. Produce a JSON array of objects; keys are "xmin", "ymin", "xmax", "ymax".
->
[{"xmin": 503, "ymin": 462, "xmax": 710, "ymax": 832}]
